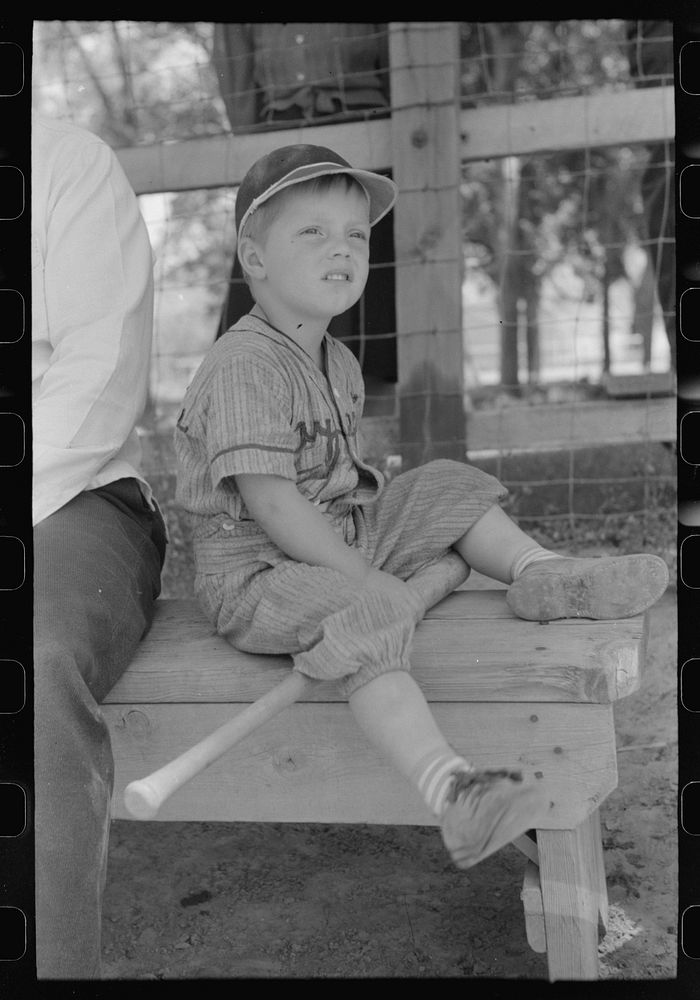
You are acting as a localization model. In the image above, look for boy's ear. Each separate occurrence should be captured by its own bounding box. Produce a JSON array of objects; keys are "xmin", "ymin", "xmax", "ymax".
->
[{"xmin": 238, "ymin": 237, "xmax": 266, "ymax": 279}]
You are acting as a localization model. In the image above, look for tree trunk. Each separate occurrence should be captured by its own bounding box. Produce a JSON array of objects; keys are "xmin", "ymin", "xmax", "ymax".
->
[
  {"xmin": 601, "ymin": 262, "xmax": 611, "ymax": 375},
  {"xmin": 632, "ymin": 253, "xmax": 656, "ymax": 369}
]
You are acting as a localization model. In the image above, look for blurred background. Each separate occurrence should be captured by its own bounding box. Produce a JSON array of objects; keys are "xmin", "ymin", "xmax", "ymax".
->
[{"xmin": 32, "ymin": 21, "xmax": 677, "ymax": 595}]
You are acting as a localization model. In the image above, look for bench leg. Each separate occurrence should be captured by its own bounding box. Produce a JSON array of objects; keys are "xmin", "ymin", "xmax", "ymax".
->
[
  {"xmin": 521, "ymin": 860, "xmax": 547, "ymax": 953},
  {"xmin": 536, "ymin": 811, "xmax": 607, "ymax": 981},
  {"xmin": 590, "ymin": 809, "xmax": 609, "ymax": 935}
]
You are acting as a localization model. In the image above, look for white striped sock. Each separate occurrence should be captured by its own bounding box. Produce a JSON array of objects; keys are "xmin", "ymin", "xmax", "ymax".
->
[
  {"xmin": 412, "ymin": 750, "xmax": 472, "ymax": 816},
  {"xmin": 510, "ymin": 544, "xmax": 565, "ymax": 582}
]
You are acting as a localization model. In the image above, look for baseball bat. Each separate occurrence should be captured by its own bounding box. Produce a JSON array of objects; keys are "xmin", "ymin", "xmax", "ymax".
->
[
  {"xmin": 123, "ymin": 669, "xmax": 314, "ymax": 820},
  {"xmin": 123, "ymin": 552, "xmax": 469, "ymax": 820}
]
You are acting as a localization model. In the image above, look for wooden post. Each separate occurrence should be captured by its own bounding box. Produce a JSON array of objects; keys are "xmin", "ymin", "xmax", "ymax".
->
[
  {"xmin": 388, "ymin": 22, "xmax": 465, "ymax": 467},
  {"xmin": 537, "ymin": 811, "xmax": 608, "ymax": 980}
]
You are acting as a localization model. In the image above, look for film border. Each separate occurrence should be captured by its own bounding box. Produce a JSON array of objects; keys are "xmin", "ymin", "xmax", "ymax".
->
[{"xmin": 0, "ymin": 16, "xmax": 33, "ymax": 992}]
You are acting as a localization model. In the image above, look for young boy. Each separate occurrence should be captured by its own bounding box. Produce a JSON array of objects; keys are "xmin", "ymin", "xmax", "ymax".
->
[{"xmin": 174, "ymin": 144, "xmax": 669, "ymax": 870}]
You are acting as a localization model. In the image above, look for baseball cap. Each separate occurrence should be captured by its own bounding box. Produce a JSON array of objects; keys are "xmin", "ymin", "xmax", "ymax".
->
[{"xmin": 235, "ymin": 144, "xmax": 399, "ymax": 237}]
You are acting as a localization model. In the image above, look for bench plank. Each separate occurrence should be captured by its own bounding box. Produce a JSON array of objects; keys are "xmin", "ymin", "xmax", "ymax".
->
[
  {"xmin": 104, "ymin": 593, "xmax": 646, "ymax": 706},
  {"xmin": 108, "ymin": 700, "xmax": 617, "ymax": 829}
]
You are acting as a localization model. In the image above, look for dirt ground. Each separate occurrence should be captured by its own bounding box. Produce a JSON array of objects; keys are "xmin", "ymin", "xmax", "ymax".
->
[{"xmin": 99, "ymin": 562, "xmax": 678, "ymax": 982}]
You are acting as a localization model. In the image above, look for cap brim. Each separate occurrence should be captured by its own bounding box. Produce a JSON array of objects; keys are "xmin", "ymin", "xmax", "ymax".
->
[{"xmin": 237, "ymin": 162, "xmax": 398, "ymax": 238}]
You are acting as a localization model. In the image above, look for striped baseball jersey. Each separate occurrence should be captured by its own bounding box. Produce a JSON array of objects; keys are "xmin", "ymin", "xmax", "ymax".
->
[{"xmin": 174, "ymin": 314, "xmax": 384, "ymax": 571}]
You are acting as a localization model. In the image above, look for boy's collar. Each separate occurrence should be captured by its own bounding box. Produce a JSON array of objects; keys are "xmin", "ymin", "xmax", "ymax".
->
[{"xmin": 247, "ymin": 310, "xmax": 329, "ymax": 367}]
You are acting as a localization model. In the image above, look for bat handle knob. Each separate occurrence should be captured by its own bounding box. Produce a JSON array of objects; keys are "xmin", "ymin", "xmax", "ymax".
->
[{"xmin": 123, "ymin": 779, "xmax": 162, "ymax": 820}]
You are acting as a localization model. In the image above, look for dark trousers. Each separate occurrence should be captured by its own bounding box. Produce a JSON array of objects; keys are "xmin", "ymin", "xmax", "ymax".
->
[{"xmin": 33, "ymin": 478, "xmax": 166, "ymax": 978}]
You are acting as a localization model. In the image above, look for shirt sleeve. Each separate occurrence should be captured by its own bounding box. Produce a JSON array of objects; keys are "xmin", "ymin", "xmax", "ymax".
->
[
  {"xmin": 32, "ymin": 136, "xmax": 154, "ymax": 525},
  {"xmin": 206, "ymin": 349, "xmax": 298, "ymax": 488}
]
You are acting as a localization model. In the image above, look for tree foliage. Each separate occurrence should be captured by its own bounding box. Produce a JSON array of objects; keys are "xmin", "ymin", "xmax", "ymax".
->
[
  {"xmin": 458, "ymin": 19, "xmax": 670, "ymax": 382},
  {"xmin": 34, "ymin": 21, "xmax": 224, "ymax": 145}
]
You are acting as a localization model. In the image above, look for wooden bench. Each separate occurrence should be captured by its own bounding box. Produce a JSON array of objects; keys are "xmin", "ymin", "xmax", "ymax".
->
[{"xmin": 104, "ymin": 588, "xmax": 648, "ymax": 981}]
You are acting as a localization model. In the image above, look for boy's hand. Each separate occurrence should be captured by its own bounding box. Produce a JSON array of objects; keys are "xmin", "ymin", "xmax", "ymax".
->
[
  {"xmin": 235, "ymin": 475, "xmax": 421, "ymax": 610},
  {"xmin": 235, "ymin": 473, "xmax": 375, "ymax": 581}
]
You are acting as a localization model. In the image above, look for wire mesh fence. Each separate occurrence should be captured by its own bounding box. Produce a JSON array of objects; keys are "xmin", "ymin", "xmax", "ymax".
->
[
  {"xmin": 32, "ymin": 20, "xmax": 676, "ymax": 593},
  {"xmin": 33, "ymin": 21, "xmax": 674, "ymax": 133}
]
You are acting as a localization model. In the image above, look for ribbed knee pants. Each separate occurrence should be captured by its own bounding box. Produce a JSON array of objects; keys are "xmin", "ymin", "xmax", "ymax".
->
[{"xmin": 197, "ymin": 460, "xmax": 505, "ymax": 697}]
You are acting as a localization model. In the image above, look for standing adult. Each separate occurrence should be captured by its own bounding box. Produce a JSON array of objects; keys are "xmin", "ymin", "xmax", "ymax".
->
[
  {"xmin": 212, "ymin": 23, "xmax": 397, "ymax": 393},
  {"xmin": 32, "ymin": 114, "xmax": 167, "ymax": 979}
]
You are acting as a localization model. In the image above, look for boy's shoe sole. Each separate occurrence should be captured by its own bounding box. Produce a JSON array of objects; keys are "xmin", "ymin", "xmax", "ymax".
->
[
  {"xmin": 440, "ymin": 768, "xmax": 551, "ymax": 871},
  {"xmin": 506, "ymin": 554, "xmax": 669, "ymax": 622}
]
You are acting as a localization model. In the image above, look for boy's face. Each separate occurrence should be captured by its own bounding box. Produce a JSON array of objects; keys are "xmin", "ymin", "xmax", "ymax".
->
[{"xmin": 249, "ymin": 181, "xmax": 371, "ymax": 326}]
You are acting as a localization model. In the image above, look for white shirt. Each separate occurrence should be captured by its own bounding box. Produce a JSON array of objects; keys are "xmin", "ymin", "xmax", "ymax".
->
[{"xmin": 32, "ymin": 114, "xmax": 155, "ymax": 525}]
